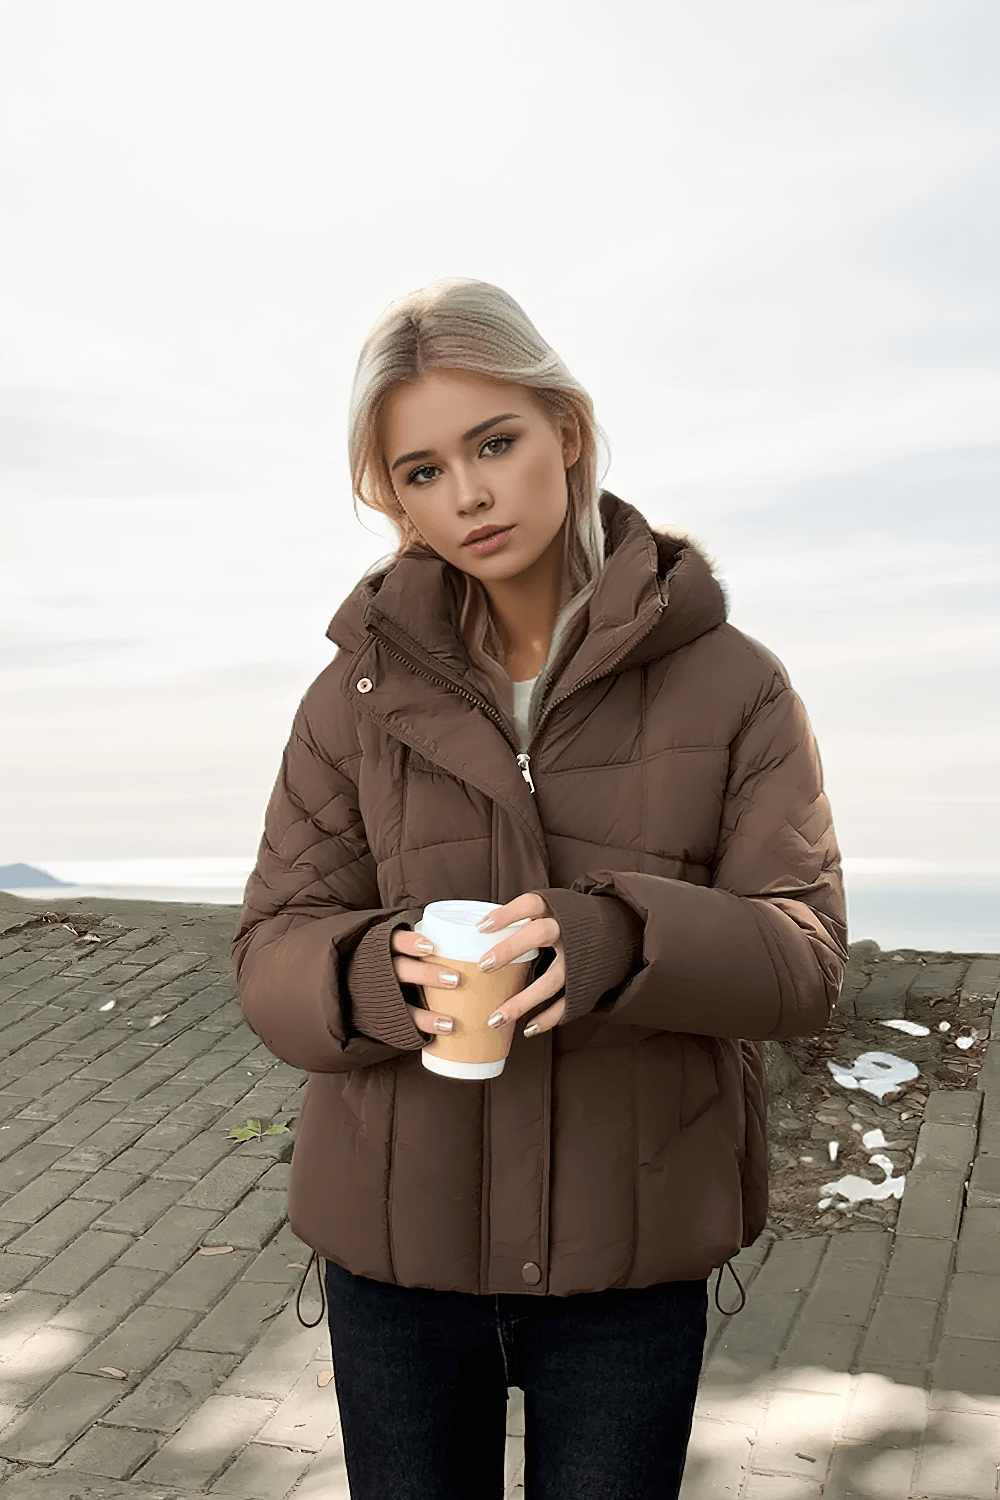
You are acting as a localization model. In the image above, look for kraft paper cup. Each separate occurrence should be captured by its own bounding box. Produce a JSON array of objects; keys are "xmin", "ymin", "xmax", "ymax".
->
[{"xmin": 413, "ymin": 900, "xmax": 539, "ymax": 1080}]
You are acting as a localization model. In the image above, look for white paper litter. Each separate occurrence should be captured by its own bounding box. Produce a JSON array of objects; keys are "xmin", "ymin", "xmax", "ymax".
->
[
  {"xmin": 828, "ymin": 1141, "xmax": 838, "ymax": 1161},
  {"xmin": 823, "ymin": 1153, "xmax": 906, "ymax": 1205},
  {"xmin": 827, "ymin": 1051, "xmax": 919, "ymax": 1100},
  {"xmin": 881, "ymin": 1019, "xmax": 930, "ymax": 1036},
  {"xmin": 817, "ymin": 1198, "xmax": 832, "ymax": 1210},
  {"xmin": 99, "ymin": 1000, "xmax": 115, "ymax": 1012},
  {"xmin": 861, "ymin": 1129, "xmax": 900, "ymax": 1150},
  {"xmin": 938, "ymin": 1021, "xmax": 951, "ymax": 1032},
  {"xmin": 955, "ymin": 1035, "xmax": 975, "ymax": 1051}
]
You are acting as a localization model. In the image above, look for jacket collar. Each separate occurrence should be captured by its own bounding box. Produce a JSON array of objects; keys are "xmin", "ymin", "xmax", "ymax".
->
[{"xmin": 327, "ymin": 491, "xmax": 729, "ymax": 685}]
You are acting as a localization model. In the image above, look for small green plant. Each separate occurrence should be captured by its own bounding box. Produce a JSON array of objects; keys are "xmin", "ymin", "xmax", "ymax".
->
[{"xmin": 228, "ymin": 1117, "xmax": 290, "ymax": 1142}]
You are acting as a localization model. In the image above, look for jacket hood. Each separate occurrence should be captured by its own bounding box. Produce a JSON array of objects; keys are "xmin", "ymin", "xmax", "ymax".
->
[{"xmin": 327, "ymin": 490, "xmax": 729, "ymax": 673}]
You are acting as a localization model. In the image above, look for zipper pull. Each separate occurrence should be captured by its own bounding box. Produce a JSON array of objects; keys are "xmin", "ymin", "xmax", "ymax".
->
[{"xmin": 516, "ymin": 753, "xmax": 536, "ymax": 795}]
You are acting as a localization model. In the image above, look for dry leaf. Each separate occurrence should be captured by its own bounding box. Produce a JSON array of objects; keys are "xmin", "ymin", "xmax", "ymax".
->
[
  {"xmin": 99, "ymin": 1366, "xmax": 128, "ymax": 1380},
  {"xmin": 287, "ymin": 1261, "xmax": 308, "ymax": 1269},
  {"xmin": 317, "ymin": 1370, "xmax": 334, "ymax": 1388},
  {"xmin": 198, "ymin": 1245, "xmax": 234, "ymax": 1256}
]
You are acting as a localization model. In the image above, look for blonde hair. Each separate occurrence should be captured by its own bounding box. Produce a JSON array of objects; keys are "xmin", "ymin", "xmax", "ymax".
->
[{"xmin": 347, "ymin": 278, "xmax": 611, "ymax": 723}]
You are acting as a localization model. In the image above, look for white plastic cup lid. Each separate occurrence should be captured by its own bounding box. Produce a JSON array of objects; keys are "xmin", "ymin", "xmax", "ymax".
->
[{"xmin": 413, "ymin": 900, "xmax": 539, "ymax": 964}]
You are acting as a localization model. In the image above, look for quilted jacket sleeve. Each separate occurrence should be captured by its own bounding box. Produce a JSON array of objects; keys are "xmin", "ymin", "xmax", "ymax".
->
[
  {"xmin": 542, "ymin": 673, "xmax": 847, "ymax": 1040},
  {"xmin": 232, "ymin": 664, "xmax": 430, "ymax": 1074}
]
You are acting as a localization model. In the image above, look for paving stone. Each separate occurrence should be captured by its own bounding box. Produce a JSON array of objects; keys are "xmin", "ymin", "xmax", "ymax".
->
[
  {"xmin": 894, "ymin": 1170, "xmax": 965, "ymax": 1239},
  {"xmin": 58, "ymin": 1423, "xmax": 158, "ymax": 1477},
  {"xmin": 708, "ymin": 1293, "xmax": 801, "ymax": 1358},
  {"xmin": 217, "ymin": 1298, "xmax": 323, "ymax": 1401},
  {"xmin": 882, "ymin": 1234, "xmax": 954, "ymax": 1300},
  {"xmin": 0, "ymin": 1121, "xmax": 51, "ymax": 1164},
  {"xmin": 912, "ymin": 1407, "xmax": 1000, "ymax": 1496},
  {"xmin": 147, "ymin": 1248, "xmax": 255, "ymax": 1312},
  {"xmin": 0, "ymin": 1320, "xmax": 94, "ymax": 1406},
  {"xmin": 49, "ymin": 1120, "xmax": 149, "ymax": 1173},
  {"xmin": 859, "ymin": 1295, "xmax": 939, "ymax": 1369},
  {"xmin": 0, "ymin": 1253, "xmax": 46, "ymax": 1292},
  {"xmin": 181, "ymin": 1280, "xmax": 290, "ymax": 1356},
  {"xmin": 48, "ymin": 1267, "xmax": 162, "ymax": 1335},
  {"xmin": 178, "ymin": 1154, "xmax": 270, "ymax": 1211},
  {"xmin": 151, "ymin": 1132, "xmax": 239, "ymax": 1183},
  {"xmin": 0, "ymin": 1372, "xmax": 120, "ymax": 1463},
  {"xmin": 252, "ymin": 1358, "xmax": 342, "ymax": 1452},
  {"xmin": 943, "ymin": 1271, "xmax": 1000, "ymax": 1341},
  {"xmin": 73, "ymin": 1042, "xmax": 153, "ymax": 1083},
  {"xmin": 2, "ymin": 1057, "xmax": 81, "ymax": 1098},
  {"xmin": 136, "ymin": 1393, "xmax": 276, "ymax": 1489},
  {"xmin": 841, "ymin": 1369, "xmax": 928, "ymax": 1441},
  {"xmin": 911, "ymin": 1121, "xmax": 977, "ymax": 1172},
  {"xmin": 24, "ymin": 1229, "xmax": 133, "ymax": 1296},
  {"xmin": 75, "ymin": 1303, "xmax": 199, "ymax": 1379},
  {"xmin": 750, "ymin": 1388, "xmax": 842, "ymax": 1478},
  {"xmin": 823, "ymin": 1441, "xmax": 919, "ymax": 1499},
  {"xmin": 956, "ymin": 1205, "xmax": 1000, "ymax": 1274},
  {"xmin": 922, "ymin": 1088, "xmax": 984, "ymax": 1127},
  {"xmin": 773, "ymin": 1321, "xmax": 860, "ymax": 1394},
  {"xmin": 960, "ymin": 959, "xmax": 1000, "ymax": 1002},
  {"xmin": 32, "ymin": 1103, "xmax": 122, "ymax": 1149},
  {"xmin": 211, "ymin": 1439, "xmax": 312, "ymax": 1497},
  {"xmin": 966, "ymin": 1152, "xmax": 1000, "ymax": 1208},
  {"xmin": 70, "ymin": 1166, "xmax": 153, "ymax": 1203},
  {"xmin": 0, "ymin": 1015, "xmax": 59, "ymax": 1060},
  {"xmin": 909, "ymin": 961, "xmax": 966, "ymax": 1001},
  {"xmin": 0, "ymin": 1290, "xmax": 67, "ymax": 1355},
  {"xmin": 200, "ymin": 1191, "xmax": 286, "ymax": 1251},
  {"xmin": 117, "ymin": 1206, "xmax": 223, "ymax": 1273},
  {"xmin": 159, "ymin": 1098, "xmax": 227, "ymax": 1128},
  {"xmin": 0, "ymin": 1170, "xmax": 90, "ymax": 1225},
  {"xmin": 14, "ymin": 1079, "xmax": 105, "ymax": 1122},
  {"xmin": 814, "ymin": 1228, "xmax": 892, "ymax": 1265},
  {"xmin": 799, "ymin": 1255, "xmax": 883, "ymax": 1326},
  {"xmin": 175, "ymin": 1054, "xmax": 251, "ymax": 1088},
  {"xmin": 187, "ymin": 1070, "xmax": 260, "ymax": 1109},
  {"xmin": 240, "ymin": 1225, "xmax": 313, "ymax": 1286},
  {"xmin": 255, "ymin": 1162, "xmax": 291, "ymax": 1191},
  {"xmin": 286, "ymin": 1428, "xmax": 351, "ymax": 1500},
  {"xmin": 91, "ymin": 1177, "xmax": 189, "ymax": 1234},
  {"xmin": 931, "ymin": 1337, "xmax": 1000, "ymax": 1414},
  {"xmin": 6, "ymin": 1198, "xmax": 105, "ymax": 1257},
  {"xmin": 132, "ymin": 1118, "xmax": 206, "ymax": 1154},
  {"xmin": 740, "ymin": 1237, "xmax": 827, "ymax": 1298},
  {"xmin": 103, "ymin": 1348, "xmax": 238, "ymax": 1433}
]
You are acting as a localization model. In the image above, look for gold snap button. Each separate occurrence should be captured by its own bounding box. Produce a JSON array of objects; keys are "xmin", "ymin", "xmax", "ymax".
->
[
  {"xmin": 356, "ymin": 678, "xmax": 373, "ymax": 694},
  {"xmin": 521, "ymin": 1261, "xmax": 541, "ymax": 1285}
]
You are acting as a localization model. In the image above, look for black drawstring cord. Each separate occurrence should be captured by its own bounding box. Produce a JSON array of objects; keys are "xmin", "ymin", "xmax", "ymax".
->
[
  {"xmin": 296, "ymin": 1250, "xmax": 327, "ymax": 1328},
  {"xmin": 714, "ymin": 1259, "xmax": 746, "ymax": 1315}
]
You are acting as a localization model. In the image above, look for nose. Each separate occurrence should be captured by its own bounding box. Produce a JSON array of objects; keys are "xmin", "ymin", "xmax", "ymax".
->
[{"xmin": 454, "ymin": 470, "xmax": 493, "ymax": 517}]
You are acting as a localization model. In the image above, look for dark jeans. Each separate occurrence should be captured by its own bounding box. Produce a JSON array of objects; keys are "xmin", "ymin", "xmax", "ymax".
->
[{"xmin": 324, "ymin": 1257, "xmax": 708, "ymax": 1500}]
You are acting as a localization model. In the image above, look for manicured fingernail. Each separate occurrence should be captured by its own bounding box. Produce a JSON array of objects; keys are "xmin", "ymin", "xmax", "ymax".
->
[
  {"xmin": 487, "ymin": 1012, "xmax": 505, "ymax": 1028},
  {"xmin": 415, "ymin": 938, "xmax": 434, "ymax": 954},
  {"xmin": 523, "ymin": 1023, "xmax": 539, "ymax": 1037},
  {"xmin": 436, "ymin": 1017, "xmax": 453, "ymax": 1032},
  {"xmin": 476, "ymin": 916, "xmax": 495, "ymax": 931},
  {"xmin": 439, "ymin": 971, "xmax": 459, "ymax": 988},
  {"xmin": 478, "ymin": 953, "xmax": 496, "ymax": 972}
]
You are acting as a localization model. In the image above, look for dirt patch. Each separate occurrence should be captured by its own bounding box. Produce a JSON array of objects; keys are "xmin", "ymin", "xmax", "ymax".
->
[{"xmin": 765, "ymin": 946, "xmax": 995, "ymax": 1238}]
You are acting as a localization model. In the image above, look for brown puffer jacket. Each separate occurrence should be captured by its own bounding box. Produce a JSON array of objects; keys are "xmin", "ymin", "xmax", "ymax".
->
[{"xmin": 233, "ymin": 491, "xmax": 847, "ymax": 1296}]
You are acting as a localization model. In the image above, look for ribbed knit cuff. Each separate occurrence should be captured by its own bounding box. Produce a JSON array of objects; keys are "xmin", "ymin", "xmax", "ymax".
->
[
  {"xmin": 344, "ymin": 909, "xmax": 428, "ymax": 1050},
  {"xmin": 534, "ymin": 889, "xmax": 646, "ymax": 1025}
]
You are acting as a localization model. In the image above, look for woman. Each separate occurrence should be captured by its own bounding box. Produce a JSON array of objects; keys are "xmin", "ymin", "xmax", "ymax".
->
[{"xmin": 233, "ymin": 277, "xmax": 847, "ymax": 1500}]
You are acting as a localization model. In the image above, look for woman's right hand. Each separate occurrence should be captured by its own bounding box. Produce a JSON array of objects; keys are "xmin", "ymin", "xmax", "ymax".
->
[{"xmin": 389, "ymin": 929, "xmax": 459, "ymax": 1039}]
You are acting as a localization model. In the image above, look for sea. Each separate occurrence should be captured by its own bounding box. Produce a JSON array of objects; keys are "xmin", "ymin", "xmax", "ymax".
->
[{"xmin": 2, "ymin": 858, "xmax": 998, "ymax": 955}]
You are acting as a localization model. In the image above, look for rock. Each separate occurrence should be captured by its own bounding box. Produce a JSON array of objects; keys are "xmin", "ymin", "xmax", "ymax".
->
[{"xmin": 763, "ymin": 1040, "xmax": 805, "ymax": 1098}]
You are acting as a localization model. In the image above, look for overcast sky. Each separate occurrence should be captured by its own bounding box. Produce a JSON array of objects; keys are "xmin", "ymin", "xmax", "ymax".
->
[{"xmin": 1, "ymin": 0, "xmax": 997, "ymax": 872}]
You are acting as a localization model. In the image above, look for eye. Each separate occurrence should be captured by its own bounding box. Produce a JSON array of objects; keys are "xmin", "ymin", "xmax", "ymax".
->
[{"xmin": 404, "ymin": 434, "xmax": 517, "ymax": 487}]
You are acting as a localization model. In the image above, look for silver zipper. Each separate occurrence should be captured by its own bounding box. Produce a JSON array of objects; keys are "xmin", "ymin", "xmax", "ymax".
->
[{"xmin": 516, "ymin": 754, "xmax": 535, "ymax": 793}]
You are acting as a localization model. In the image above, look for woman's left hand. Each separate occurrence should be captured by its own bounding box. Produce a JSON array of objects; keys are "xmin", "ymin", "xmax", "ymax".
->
[{"xmin": 475, "ymin": 892, "xmax": 566, "ymax": 1036}]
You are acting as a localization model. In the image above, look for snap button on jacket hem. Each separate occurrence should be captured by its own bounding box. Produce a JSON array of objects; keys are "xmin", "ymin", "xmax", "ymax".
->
[{"xmin": 233, "ymin": 490, "xmax": 848, "ymax": 1298}]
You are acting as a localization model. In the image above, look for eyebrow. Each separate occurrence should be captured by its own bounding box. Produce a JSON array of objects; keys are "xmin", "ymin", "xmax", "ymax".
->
[{"xmin": 389, "ymin": 413, "xmax": 522, "ymax": 473}]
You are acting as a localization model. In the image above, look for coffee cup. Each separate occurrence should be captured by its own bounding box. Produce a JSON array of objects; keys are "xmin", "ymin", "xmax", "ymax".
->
[{"xmin": 413, "ymin": 900, "xmax": 539, "ymax": 1079}]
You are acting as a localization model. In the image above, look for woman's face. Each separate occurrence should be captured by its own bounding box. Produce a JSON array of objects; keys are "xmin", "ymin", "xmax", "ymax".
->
[{"xmin": 379, "ymin": 369, "xmax": 580, "ymax": 580}]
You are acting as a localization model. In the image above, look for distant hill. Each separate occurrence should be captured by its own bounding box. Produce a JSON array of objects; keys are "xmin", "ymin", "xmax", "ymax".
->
[{"xmin": 0, "ymin": 863, "xmax": 72, "ymax": 889}]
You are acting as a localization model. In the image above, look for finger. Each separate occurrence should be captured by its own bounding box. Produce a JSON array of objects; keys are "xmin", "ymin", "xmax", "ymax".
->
[
  {"xmin": 487, "ymin": 956, "xmax": 566, "ymax": 1025},
  {"xmin": 393, "ymin": 957, "xmax": 462, "ymax": 991},
  {"xmin": 476, "ymin": 893, "xmax": 551, "ymax": 933},
  {"xmin": 390, "ymin": 929, "xmax": 436, "ymax": 957},
  {"xmin": 523, "ymin": 997, "xmax": 567, "ymax": 1035},
  {"xmin": 479, "ymin": 916, "xmax": 561, "ymax": 973},
  {"xmin": 405, "ymin": 1003, "xmax": 454, "ymax": 1035}
]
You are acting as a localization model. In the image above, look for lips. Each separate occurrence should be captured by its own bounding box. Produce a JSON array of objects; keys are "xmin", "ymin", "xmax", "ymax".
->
[{"xmin": 463, "ymin": 525, "xmax": 511, "ymax": 546}]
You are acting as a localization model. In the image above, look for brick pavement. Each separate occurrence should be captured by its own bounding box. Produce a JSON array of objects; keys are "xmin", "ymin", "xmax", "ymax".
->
[{"xmin": 1, "ymin": 892, "xmax": 998, "ymax": 1499}]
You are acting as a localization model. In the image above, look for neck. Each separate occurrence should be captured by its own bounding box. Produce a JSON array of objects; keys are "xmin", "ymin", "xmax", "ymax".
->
[{"xmin": 483, "ymin": 524, "xmax": 565, "ymax": 681}]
